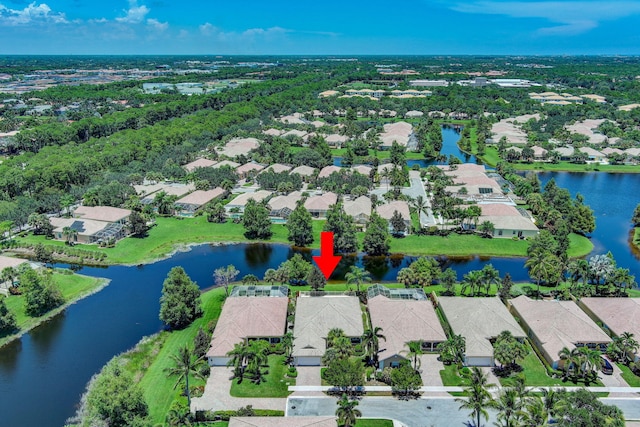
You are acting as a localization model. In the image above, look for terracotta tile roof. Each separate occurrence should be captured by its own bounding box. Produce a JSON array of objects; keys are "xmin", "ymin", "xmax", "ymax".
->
[
  {"xmin": 439, "ymin": 297, "xmax": 525, "ymax": 358},
  {"xmin": 510, "ymin": 296, "xmax": 611, "ymax": 362},
  {"xmin": 580, "ymin": 298, "xmax": 640, "ymax": 342},
  {"xmin": 293, "ymin": 296, "xmax": 364, "ymax": 357},
  {"xmin": 0, "ymin": 255, "xmax": 27, "ymax": 271},
  {"xmin": 207, "ymin": 296, "xmax": 288, "ymax": 358},
  {"xmin": 73, "ymin": 206, "xmax": 131, "ymax": 223},
  {"xmin": 184, "ymin": 158, "xmax": 217, "ymax": 172},
  {"xmin": 176, "ymin": 188, "xmax": 225, "ymax": 207},
  {"xmin": 376, "ymin": 201, "xmax": 410, "ymax": 221},
  {"xmin": 369, "ymin": 295, "xmax": 446, "ymax": 362}
]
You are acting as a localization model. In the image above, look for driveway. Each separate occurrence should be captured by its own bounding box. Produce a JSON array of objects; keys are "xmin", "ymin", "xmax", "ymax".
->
[
  {"xmin": 191, "ymin": 366, "xmax": 286, "ymax": 413},
  {"xmin": 293, "ymin": 366, "xmax": 324, "ymax": 396}
]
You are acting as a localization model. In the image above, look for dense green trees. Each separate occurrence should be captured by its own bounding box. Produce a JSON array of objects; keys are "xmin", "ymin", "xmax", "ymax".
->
[
  {"xmin": 362, "ymin": 212, "xmax": 390, "ymax": 255},
  {"xmin": 632, "ymin": 203, "xmax": 640, "ymax": 226},
  {"xmin": 456, "ymin": 367, "xmax": 495, "ymax": 427},
  {"xmin": 397, "ymin": 256, "xmax": 441, "ymax": 288},
  {"xmin": 493, "ymin": 330, "xmax": 528, "ymax": 371},
  {"xmin": 242, "ymin": 199, "xmax": 272, "ymax": 240},
  {"xmin": 286, "ymin": 202, "xmax": 314, "ymax": 247},
  {"xmin": 335, "ymin": 393, "xmax": 362, "ymax": 427},
  {"xmin": 86, "ymin": 361, "xmax": 149, "ymax": 427},
  {"xmin": 324, "ymin": 203, "xmax": 358, "ymax": 254},
  {"xmin": 159, "ymin": 267, "xmax": 202, "ymax": 329},
  {"xmin": 0, "ymin": 296, "xmax": 16, "ymax": 333},
  {"xmin": 390, "ymin": 362, "xmax": 423, "ymax": 397},
  {"xmin": 21, "ymin": 267, "xmax": 64, "ymax": 317}
]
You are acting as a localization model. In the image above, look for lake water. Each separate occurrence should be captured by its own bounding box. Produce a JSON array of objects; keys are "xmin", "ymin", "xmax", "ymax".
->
[
  {"xmin": 0, "ymin": 129, "xmax": 639, "ymax": 427},
  {"xmin": 333, "ymin": 124, "xmax": 477, "ymax": 168}
]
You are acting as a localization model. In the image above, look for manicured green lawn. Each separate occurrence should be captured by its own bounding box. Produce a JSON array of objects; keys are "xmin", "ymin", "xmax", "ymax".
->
[
  {"xmin": 500, "ymin": 341, "xmax": 603, "ymax": 387},
  {"xmin": 508, "ymin": 161, "xmax": 640, "ymax": 174},
  {"xmin": 355, "ymin": 420, "xmax": 394, "ymax": 427},
  {"xmin": 439, "ymin": 364, "xmax": 472, "ymax": 387},
  {"xmin": 16, "ymin": 217, "xmax": 326, "ymax": 265},
  {"xmin": 229, "ymin": 355, "xmax": 295, "ymax": 397},
  {"xmin": 137, "ymin": 288, "xmax": 226, "ymax": 424},
  {"xmin": 617, "ymin": 363, "xmax": 640, "ymax": 387},
  {"xmin": 386, "ymin": 233, "xmax": 591, "ymax": 258},
  {"xmin": 0, "ymin": 271, "xmax": 106, "ymax": 347}
]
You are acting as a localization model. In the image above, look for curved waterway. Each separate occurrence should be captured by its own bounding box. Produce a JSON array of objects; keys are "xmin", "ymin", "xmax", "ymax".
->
[{"xmin": 0, "ymin": 127, "xmax": 639, "ymax": 427}]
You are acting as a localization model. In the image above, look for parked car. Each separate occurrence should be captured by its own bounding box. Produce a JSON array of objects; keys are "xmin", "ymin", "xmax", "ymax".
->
[{"xmin": 601, "ymin": 357, "xmax": 614, "ymax": 375}]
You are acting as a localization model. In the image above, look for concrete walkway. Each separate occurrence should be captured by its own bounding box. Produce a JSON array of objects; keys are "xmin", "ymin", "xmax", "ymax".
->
[{"xmin": 191, "ymin": 366, "xmax": 287, "ymax": 413}]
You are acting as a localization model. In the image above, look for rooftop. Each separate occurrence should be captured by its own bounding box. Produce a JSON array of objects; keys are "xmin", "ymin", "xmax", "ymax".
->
[
  {"xmin": 0, "ymin": 255, "xmax": 27, "ymax": 271},
  {"xmin": 183, "ymin": 158, "xmax": 217, "ymax": 172},
  {"xmin": 293, "ymin": 296, "xmax": 363, "ymax": 357},
  {"xmin": 73, "ymin": 206, "xmax": 131, "ymax": 223},
  {"xmin": 509, "ymin": 296, "xmax": 611, "ymax": 360},
  {"xmin": 580, "ymin": 298, "xmax": 640, "ymax": 342},
  {"xmin": 176, "ymin": 188, "xmax": 225, "ymax": 207},
  {"xmin": 438, "ymin": 297, "xmax": 525, "ymax": 358},
  {"xmin": 369, "ymin": 294, "xmax": 446, "ymax": 362},
  {"xmin": 207, "ymin": 296, "xmax": 288, "ymax": 358}
]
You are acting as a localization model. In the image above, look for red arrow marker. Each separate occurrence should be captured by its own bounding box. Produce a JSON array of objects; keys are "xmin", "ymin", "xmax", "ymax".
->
[{"xmin": 313, "ymin": 231, "xmax": 342, "ymax": 279}]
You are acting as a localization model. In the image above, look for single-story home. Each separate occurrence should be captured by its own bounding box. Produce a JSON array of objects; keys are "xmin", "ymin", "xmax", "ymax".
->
[
  {"xmin": 304, "ymin": 192, "xmax": 337, "ymax": 219},
  {"xmin": 579, "ymin": 297, "xmax": 640, "ymax": 360},
  {"xmin": 206, "ymin": 287, "xmax": 289, "ymax": 366},
  {"xmin": 376, "ymin": 201, "xmax": 411, "ymax": 235},
  {"xmin": 183, "ymin": 158, "xmax": 217, "ymax": 172},
  {"xmin": 212, "ymin": 160, "xmax": 240, "ymax": 169},
  {"xmin": 292, "ymin": 295, "xmax": 364, "ymax": 366},
  {"xmin": 437, "ymin": 296, "xmax": 526, "ymax": 366},
  {"xmin": 318, "ymin": 165, "xmax": 341, "ymax": 179},
  {"xmin": 508, "ymin": 296, "xmax": 611, "ymax": 369},
  {"xmin": 0, "ymin": 255, "xmax": 28, "ymax": 293},
  {"xmin": 290, "ymin": 165, "xmax": 316, "ymax": 180},
  {"xmin": 343, "ymin": 196, "xmax": 372, "ymax": 226},
  {"xmin": 174, "ymin": 188, "xmax": 225, "ymax": 216},
  {"xmin": 268, "ymin": 191, "xmax": 303, "ymax": 219},
  {"xmin": 477, "ymin": 204, "xmax": 539, "ymax": 238},
  {"xmin": 51, "ymin": 217, "xmax": 127, "ymax": 244},
  {"xmin": 325, "ymin": 134, "xmax": 349, "ymax": 147},
  {"xmin": 218, "ymin": 137, "xmax": 260, "ymax": 158},
  {"xmin": 235, "ymin": 162, "xmax": 265, "ymax": 179},
  {"xmin": 351, "ymin": 165, "xmax": 373, "ymax": 176},
  {"xmin": 579, "ymin": 147, "xmax": 606, "ymax": 162},
  {"xmin": 262, "ymin": 163, "xmax": 292, "ymax": 174},
  {"xmin": 136, "ymin": 183, "xmax": 195, "ymax": 203},
  {"xmin": 225, "ymin": 190, "xmax": 273, "ymax": 216},
  {"xmin": 73, "ymin": 206, "xmax": 131, "ymax": 225},
  {"xmin": 368, "ymin": 291, "xmax": 446, "ymax": 369}
]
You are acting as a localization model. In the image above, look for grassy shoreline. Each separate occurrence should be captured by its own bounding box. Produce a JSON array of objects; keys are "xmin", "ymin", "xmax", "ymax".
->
[
  {"xmin": 0, "ymin": 271, "xmax": 109, "ymax": 349},
  {"xmin": 14, "ymin": 216, "xmax": 594, "ymax": 267}
]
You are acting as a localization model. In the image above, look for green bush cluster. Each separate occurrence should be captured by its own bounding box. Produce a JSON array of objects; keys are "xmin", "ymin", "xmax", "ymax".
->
[{"xmin": 16, "ymin": 242, "xmax": 108, "ymax": 262}]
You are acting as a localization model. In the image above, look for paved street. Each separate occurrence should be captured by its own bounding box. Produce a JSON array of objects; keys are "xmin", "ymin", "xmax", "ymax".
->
[{"xmin": 287, "ymin": 396, "xmax": 500, "ymax": 427}]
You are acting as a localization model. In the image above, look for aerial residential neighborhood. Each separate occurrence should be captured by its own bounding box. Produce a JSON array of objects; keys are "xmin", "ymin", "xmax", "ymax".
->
[{"xmin": 2, "ymin": 2, "xmax": 640, "ymax": 427}]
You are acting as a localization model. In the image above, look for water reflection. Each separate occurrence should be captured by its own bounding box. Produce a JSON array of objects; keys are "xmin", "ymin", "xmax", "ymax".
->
[
  {"xmin": 29, "ymin": 312, "xmax": 66, "ymax": 359},
  {"xmin": 0, "ymin": 339, "xmax": 21, "ymax": 377}
]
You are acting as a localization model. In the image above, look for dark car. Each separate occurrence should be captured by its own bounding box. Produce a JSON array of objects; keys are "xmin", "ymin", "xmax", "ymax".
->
[{"xmin": 601, "ymin": 357, "xmax": 614, "ymax": 375}]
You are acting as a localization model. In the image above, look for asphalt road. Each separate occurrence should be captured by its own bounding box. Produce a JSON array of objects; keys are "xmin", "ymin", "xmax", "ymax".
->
[{"xmin": 287, "ymin": 396, "xmax": 640, "ymax": 427}]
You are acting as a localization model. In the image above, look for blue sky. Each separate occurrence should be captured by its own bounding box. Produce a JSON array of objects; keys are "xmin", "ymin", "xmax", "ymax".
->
[{"xmin": 1, "ymin": 0, "xmax": 640, "ymax": 55}]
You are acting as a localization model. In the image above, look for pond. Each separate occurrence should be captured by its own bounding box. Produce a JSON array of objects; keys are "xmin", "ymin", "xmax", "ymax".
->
[{"xmin": 0, "ymin": 157, "xmax": 639, "ymax": 426}]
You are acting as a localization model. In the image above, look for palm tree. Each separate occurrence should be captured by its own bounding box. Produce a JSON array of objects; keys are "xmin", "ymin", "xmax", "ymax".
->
[
  {"xmin": 60, "ymin": 194, "xmax": 74, "ymax": 218},
  {"xmin": 520, "ymin": 397, "xmax": 549, "ymax": 427},
  {"xmin": 411, "ymin": 195, "xmax": 427, "ymax": 227},
  {"xmin": 540, "ymin": 387, "xmax": 565, "ymax": 422},
  {"xmin": 361, "ymin": 327, "xmax": 386, "ymax": 366},
  {"xmin": 327, "ymin": 328, "xmax": 346, "ymax": 346},
  {"xmin": 335, "ymin": 393, "xmax": 362, "ymax": 427},
  {"xmin": 403, "ymin": 340, "xmax": 424, "ymax": 370},
  {"xmin": 620, "ymin": 332, "xmax": 639, "ymax": 364},
  {"xmin": 456, "ymin": 367, "xmax": 494, "ymax": 427},
  {"xmin": 480, "ymin": 264, "xmax": 500, "ymax": 296},
  {"xmin": 493, "ymin": 387, "xmax": 522, "ymax": 427},
  {"xmin": 461, "ymin": 270, "xmax": 483, "ymax": 296},
  {"xmin": 0, "ymin": 266, "xmax": 17, "ymax": 288},
  {"xmin": 333, "ymin": 336, "xmax": 354, "ymax": 359},
  {"xmin": 281, "ymin": 332, "xmax": 294, "ymax": 363},
  {"xmin": 558, "ymin": 346, "xmax": 578, "ymax": 379},
  {"xmin": 62, "ymin": 226, "xmax": 77, "ymax": 244},
  {"xmin": 227, "ymin": 342, "xmax": 250, "ymax": 380},
  {"xmin": 246, "ymin": 340, "xmax": 269, "ymax": 384},
  {"xmin": 166, "ymin": 404, "xmax": 193, "ymax": 426},
  {"xmin": 165, "ymin": 345, "xmax": 206, "ymax": 409},
  {"xmin": 345, "ymin": 266, "xmax": 371, "ymax": 294}
]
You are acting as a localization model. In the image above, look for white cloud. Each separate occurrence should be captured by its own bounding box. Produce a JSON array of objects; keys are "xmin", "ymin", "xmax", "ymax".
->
[
  {"xmin": 115, "ymin": 0, "xmax": 149, "ymax": 24},
  {"xmin": 0, "ymin": 2, "xmax": 68, "ymax": 25},
  {"xmin": 199, "ymin": 22, "xmax": 216, "ymax": 36},
  {"xmin": 147, "ymin": 18, "xmax": 167, "ymax": 32},
  {"xmin": 451, "ymin": 1, "xmax": 640, "ymax": 35}
]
